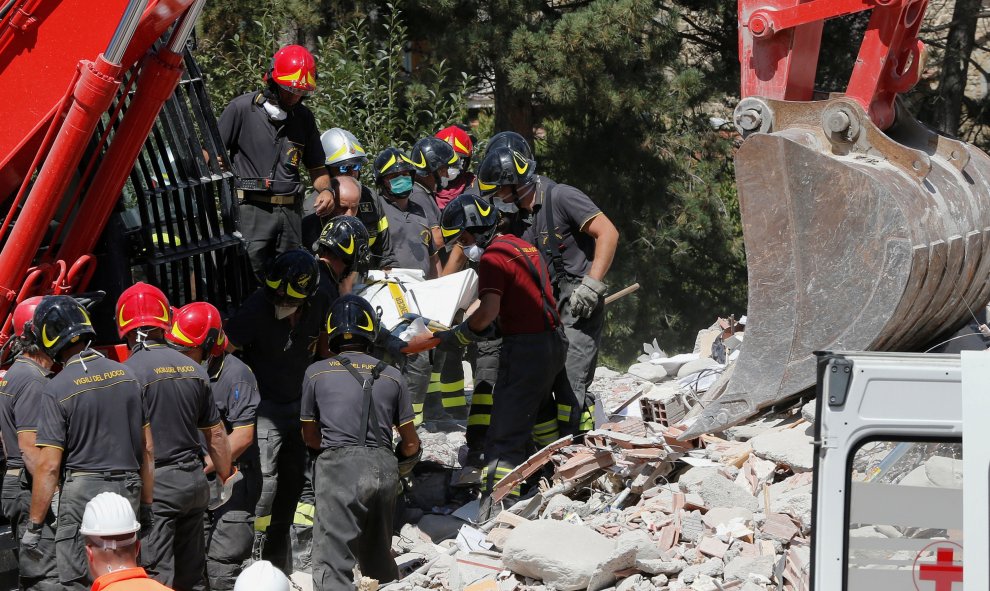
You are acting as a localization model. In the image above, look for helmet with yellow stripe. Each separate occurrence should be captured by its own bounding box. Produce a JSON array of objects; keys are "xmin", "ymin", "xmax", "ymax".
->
[
  {"xmin": 32, "ymin": 295, "xmax": 97, "ymax": 360},
  {"xmin": 409, "ymin": 137, "xmax": 460, "ymax": 177},
  {"xmin": 266, "ymin": 45, "xmax": 317, "ymax": 96},
  {"xmin": 326, "ymin": 295, "xmax": 378, "ymax": 350},
  {"xmin": 373, "ymin": 147, "xmax": 415, "ymax": 200},
  {"xmin": 264, "ymin": 250, "xmax": 320, "ymax": 306},
  {"xmin": 314, "ymin": 216, "xmax": 370, "ymax": 270},
  {"xmin": 476, "ymin": 146, "xmax": 536, "ymax": 197},
  {"xmin": 321, "ymin": 128, "xmax": 367, "ymax": 173},
  {"xmin": 166, "ymin": 302, "xmax": 227, "ymax": 358},
  {"xmin": 436, "ymin": 125, "xmax": 474, "ymax": 169},
  {"xmin": 115, "ymin": 282, "xmax": 172, "ymax": 339},
  {"xmin": 440, "ymin": 194, "xmax": 500, "ymax": 250}
]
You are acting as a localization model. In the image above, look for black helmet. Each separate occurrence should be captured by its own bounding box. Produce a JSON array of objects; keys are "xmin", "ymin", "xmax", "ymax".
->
[
  {"xmin": 264, "ymin": 249, "xmax": 320, "ymax": 305},
  {"xmin": 314, "ymin": 216, "xmax": 370, "ymax": 268},
  {"xmin": 32, "ymin": 295, "xmax": 96, "ymax": 359},
  {"xmin": 326, "ymin": 295, "xmax": 379, "ymax": 348},
  {"xmin": 440, "ymin": 194, "xmax": 500, "ymax": 249},
  {"xmin": 477, "ymin": 146, "xmax": 536, "ymax": 196},
  {"xmin": 409, "ymin": 137, "xmax": 459, "ymax": 177},
  {"xmin": 485, "ymin": 131, "xmax": 533, "ymax": 161},
  {"xmin": 373, "ymin": 147, "xmax": 416, "ymax": 200}
]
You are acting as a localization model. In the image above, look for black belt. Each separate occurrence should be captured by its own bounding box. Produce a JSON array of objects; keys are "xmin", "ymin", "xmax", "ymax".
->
[
  {"xmin": 154, "ymin": 458, "xmax": 203, "ymax": 470},
  {"xmin": 240, "ymin": 191, "xmax": 297, "ymax": 206},
  {"xmin": 68, "ymin": 470, "xmax": 134, "ymax": 479}
]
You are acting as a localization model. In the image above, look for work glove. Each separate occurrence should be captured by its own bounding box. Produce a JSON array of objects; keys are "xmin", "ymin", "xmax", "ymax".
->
[
  {"xmin": 435, "ymin": 322, "xmax": 491, "ymax": 352},
  {"xmin": 208, "ymin": 468, "xmax": 244, "ymax": 511},
  {"xmin": 139, "ymin": 504, "xmax": 154, "ymax": 538},
  {"xmin": 20, "ymin": 522, "xmax": 43, "ymax": 557},
  {"xmin": 396, "ymin": 446, "xmax": 423, "ymax": 479},
  {"xmin": 570, "ymin": 276, "xmax": 607, "ymax": 319}
]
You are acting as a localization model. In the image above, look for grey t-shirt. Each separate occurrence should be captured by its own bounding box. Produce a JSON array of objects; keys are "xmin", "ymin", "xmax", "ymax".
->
[
  {"xmin": 36, "ymin": 351, "xmax": 147, "ymax": 472},
  {"xmin": 0, "ymin": 357, "xmax": 51, "ymax": 469},
  {"xmin": 409, "ymin": 183, "xmax": 441, "ymax": 229},
  {"xmin": 127, "ymin": 343, "xmax": 221, "ymax": 466},
  {"xmin": 381, "ymin": 197, "xmax": 436, "ymax": 276},
  {"xmin": 300, "ymin": 352, "xmax": 413, "ymax": 449},
  {"xmin": 209, "ymin": 354, "xmax": 261, "ymax": 463},
  {"xmin": 522, "ymin": 175, "xmax": 602, "ymax": 280}
]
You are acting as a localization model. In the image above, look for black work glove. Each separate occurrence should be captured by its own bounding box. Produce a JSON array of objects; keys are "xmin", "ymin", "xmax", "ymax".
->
[
  {"xmin": 435, "ymin": 322, "xmax": 493, "ymax": 352},
  {"xmin": 139, "ymin": 504, "xmax": 154, "ymax": 538},
  {"xmin": 20, "ymin": 522, "xmax": 42, "ymax": 557}
]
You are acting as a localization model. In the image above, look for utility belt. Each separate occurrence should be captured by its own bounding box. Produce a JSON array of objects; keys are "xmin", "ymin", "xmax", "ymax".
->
[
  {"xmin": 237, "ymin": 190, "xmax": 299, "ymax": 207},
  {"xmin": 154, "ymin": 457, "xmax": 204, "ymax": 471},
  {"xmin": 5, "ymin": 467, "xmax": 22, "ymax": 477},
  {"xmin": 66, "ymin": 469, "xmax": 136, "ymax": 481}
]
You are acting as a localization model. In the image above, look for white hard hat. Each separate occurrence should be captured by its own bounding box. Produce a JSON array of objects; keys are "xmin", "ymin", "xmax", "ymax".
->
[
  {"xmin": 234, "ymin": 560, "xmax": 290, "ymax": 591},
  {"xmin": 321, "ymin": 128, "xmax": 367, "ymax": 167},
  {"xmin": 80, "ymin": 492, "xmax": 140, "ymax": 537}
]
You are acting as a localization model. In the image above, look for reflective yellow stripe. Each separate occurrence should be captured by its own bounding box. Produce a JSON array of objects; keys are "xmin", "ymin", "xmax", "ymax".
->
[
  {"xmin": 378, "ymin": 216, "xmax": 389, "ymax": 232},
  {"xmin": 430, "ymin": 372, "xmax": 441, "ymax": 381},
  {"xmin": 579, "ymin": 406, "xmax": 595, "ymax": 430},
  {"xmin": 387, "ymin": 283, "xmax": 410, "ymax": 315},
  {"xmin": 440, "ymin": 380, "xmax": 464, "ymax": 392},
  {"xmin": 427, "ymin": 383, "xmax": 441, "ymax": 393},
  {"xmin": 369, "ymin": 235, "xmax": 377, "ymax": 246},
  {"xmin": 412, "ymin": 403, "xmax": 425, "ymax": 412},
  {"xmin": 441, "ymin": 396, "xmax": 466, "ymax": 408},
  {"xmin": 467, "ymin": 415, "xmax": 490, "ymax": 426},
  {"xmin": 472, "ymin": 394, "xmax": 493, "ymax": 406},
  {"xmin": 294, "ymin": 503, "xmax": 315, "ymax": 526},
  {"xmin": 533, "ymin": 420, "xmax": 557, "ymax": 434},
  {"xmin": 255, "ymin": 514, "xmax": 272, "ymax": 532},
  {"xmin": 413, "ymin": 415, "xmax": 423, "ymax": 427}
]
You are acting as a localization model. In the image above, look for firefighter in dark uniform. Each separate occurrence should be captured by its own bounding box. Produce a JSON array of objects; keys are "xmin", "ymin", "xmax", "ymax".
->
[
  {"xmin": 478, "ymin": 143, "xmax": 619, "ymax": 433},
  {"xmin": 301, "ymin": 128, "xmax": 397, "ymax": 271},
  {"xmin": 301, "ymin": 295, "xmax": 420, "ymax": 588},
  {"xmin": 435, "ymin": 195, "xmax": 570, "ymax": 519},
  {"xmin": 0, "ymin": 297, "xmax": 58, "ymax": 590},
  {"xmin": 116, "ymin": 283, "xmax": 233, "ymax": 591},
  {"xmin": 291, "ymin": 216, "xmax": 370, "ymax": 572},
  {"xmin": 167, "ymin": 302, "xmax": 261, "ymax": 591},
  {"xmin": 224, "ymin": 249, "xmax": 330, "ymax": 573},
  {"xmin": 25, "ymin": 296, "xmax": 155, "ymax": 591},
  {"xmin": 219, "ymin": 45, "xmax": 333, "ymax": 278}
]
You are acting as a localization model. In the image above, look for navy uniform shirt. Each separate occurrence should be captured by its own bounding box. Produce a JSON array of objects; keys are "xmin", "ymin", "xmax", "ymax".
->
[
  {"xmin": 522, "ymin": 175, "xmax": 602, "ymax": 280},
  {"xmin": 381, "ymin": 197, "xmax": 436, "ymax": 276},
  {"xmin": 127, "ymin": 343, "xmax": 221, "ymax": 466},
  {"xmin": 36, "ymin": 350, "xmax": 147, "ymax": 472},
  {"xmin": 218, "ymin": 92, "xmax": 325, "ymax": 196},
  {"xmin": 225, "ymin": 288, "xmax": 331, "ymax": 406},
  {"xmin": 209, "ymin": 354, "xmax": 261, "ymax": 463},
  {"xmin": 317, "ymin": 260, "xmax": 341, "ymax": 304},
  {"xmin": 0, "ymin": 357, "xmax": 52, "ymax": 469},
  {"xmin": 300, "ymin": 352, "xmax": 413, "ymax": 449}
]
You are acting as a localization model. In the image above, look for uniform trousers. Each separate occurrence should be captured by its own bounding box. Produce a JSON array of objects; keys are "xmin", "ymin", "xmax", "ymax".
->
[
  {"xmin": 239, "ymin": 201, "xmax": 303, "ymax": 279},
  {"xmin": 206, "ymin": 460, "xmax": 262, "ymax": 590},
  {"xmin": 558, "ymin": 278, "xmax": 606, "ymax": 431},
  {"xmin": 466, "ymin": 339, "xmax": 500, "ymax": 458},
  {"xmin": 141, "ymin": 460, "xmax": 210, "ymax": 591},
  {"xmin": 3, "ymin": 470, "xmax": 58, "ymax": 590},
  {"xmin": 55, "ymin": 471, "xmax": 142, "ymax": 590},
  {"xmin": 312, "ymin": 446, "xmax": 399, "ymax": 591},
  {"xmin": 255, "ymin": 402, "xmax": 307, "ymax": 572}
]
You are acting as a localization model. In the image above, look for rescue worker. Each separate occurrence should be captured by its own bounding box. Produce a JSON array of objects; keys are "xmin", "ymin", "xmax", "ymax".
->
[
  {"xmin": 313, "ymin": 215, "xmax": 370, "ymax": 302},
  {"xmin": 435, "ymin": 194, "xmax": 569, "ymax": 518},
  {"xmin": 219, "ymin": 45, "xmax": 332, "ymax": 278},
  {"xmin": 302, "ymin": 128, "xmax": 396, "ymax": 271},
  {"xmin": 0, "ymin": 297, "xmax": 58, "ymax": 590},
  {"xmin": 478, "ymin": 143, "xmax": 619, "ymax": 432},
  {"xmin": 81, "ymin": 492, "xmax": 172, "ymax": 591},
  {"xmin": 224, "ymin": 249, "xmax": 330, "ymax": 572},
  {"xmin": 300, "ymin": 295, "xmax": 420, "ymax": 588},
  {"xmin": 26, "ymin": 296, "xmax": 155, "ymax": 591},
  {"xmin": 434, "ymin": 125, "xmax": 478, "ymax": 208},
  {"xmin": 408, "ymin": 136, "xmax": 461, "ymax": 249},
  {"xmin": 167, "ymin": 302, "xmax": 261, "ymax": 591},
  {"xmin": 117, "ymin": 283, "xmax": 234, "ymax": 590}
]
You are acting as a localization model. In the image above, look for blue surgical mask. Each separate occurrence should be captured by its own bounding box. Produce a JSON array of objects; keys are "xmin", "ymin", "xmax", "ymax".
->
[{"xmin": 388, "ymin": 176, "xmax": 413, "ymax": 197}]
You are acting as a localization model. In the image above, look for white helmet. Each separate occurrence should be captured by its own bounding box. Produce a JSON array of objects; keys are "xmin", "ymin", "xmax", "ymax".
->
[
  {"xmin": 321, "ymin": 128, "xmax": 367, "ymax": 167},
  {"xmin": 234, "ymin": 560, "xmax": 290, "ymax": 591},
  {"xmin": 80, "ymin": 492, "xmax": 140, "ymax": 548}
]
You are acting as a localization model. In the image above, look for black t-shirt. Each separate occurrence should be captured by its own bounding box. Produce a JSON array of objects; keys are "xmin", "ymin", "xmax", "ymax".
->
[
  {"xmin": 36, "ymin": 351, "xmax": 147, "ymax": 472},
  {"xmin": 0, "ymin": 357, "xmax": 51, "ymax": 469},
  {"xmin": 522, "ymin": 176, "xmax": 602, "ymax": 280},
  {"xmin": 127, "ymin": 343, "xmax": 222, "ymax": 466},
  {"xmin": 381, "ymin": 197, "xmax": 436, "ymax": 276},
  {"xmin": 300, "ymin": 352, "xmax": 413, "ymax": 449},
  {"xmin": 218, "ymin": 92, "xmax": 325, "ymax": 196},
  {"xmin": 317, "ymin": 260, "xmax": 342, "ymax": 304},
  {"xmin": 209, "ymin": 354, "xmax": 261, "ymax": 464},
  {"xmin": 225, "ymin": 288, "xmax": 331, "ymax": 405}
]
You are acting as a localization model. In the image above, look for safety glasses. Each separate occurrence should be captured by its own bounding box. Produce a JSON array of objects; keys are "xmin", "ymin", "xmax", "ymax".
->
[{"xmin": 335, "ymin": 163, "xmax": 363, "ymax": 174}]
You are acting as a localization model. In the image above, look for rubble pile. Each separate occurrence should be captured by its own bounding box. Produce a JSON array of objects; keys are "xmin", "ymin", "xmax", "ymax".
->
[{"xmin": 383, "ymin": 347, "xmax": 817, "ymax": 591}]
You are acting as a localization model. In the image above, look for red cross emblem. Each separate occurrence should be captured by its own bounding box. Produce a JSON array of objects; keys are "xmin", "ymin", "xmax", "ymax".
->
[{"xmin": 914, "ymin": 542, "xmax": 963, "ymax": 591}]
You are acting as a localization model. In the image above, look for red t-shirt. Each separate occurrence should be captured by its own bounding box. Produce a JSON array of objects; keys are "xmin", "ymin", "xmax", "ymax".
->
[{"xmin": 478, "ymin": 234, "xmax": 559, "ymax": 335}]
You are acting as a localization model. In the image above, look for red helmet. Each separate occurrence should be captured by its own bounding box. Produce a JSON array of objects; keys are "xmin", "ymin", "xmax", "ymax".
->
[
  {"xmin": 12, "ymin": 296, "xmax": 43, "ymax": 339},
  {"xmin": 115, "ymin": 282, "xmax": 171, "ymax": 338},
  {"xmin": 167, "ymin": 302, "xmax": 227, "ymax": 358},
  {"xmin": 436, "ymin": 125, "xmax": 473, "ymax": 157},
  {"xmin": 267, "ymin": 45, "xmax": 317, "ymax": 95}
]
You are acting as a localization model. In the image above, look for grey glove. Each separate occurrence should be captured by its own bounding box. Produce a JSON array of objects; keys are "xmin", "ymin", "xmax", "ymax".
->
[
  {"xmin": 396, "ymin": 446, "xmax": 422, "ymax": 478},
  {"xmin": 570, "ymin": 276, "xmax": 607, "ymax": 319},
  {"xmin": 20, "ymin": 522, "xmax": 42, "ymax": 556},
  {"xmin": 139, "ymin": 504, "xmax": 154, "ymax": 538}
]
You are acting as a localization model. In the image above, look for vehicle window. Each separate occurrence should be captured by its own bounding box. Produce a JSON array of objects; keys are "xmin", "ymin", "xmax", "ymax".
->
[{"xmin": 846, "ymin": 440, "xmax": 963, "ymax": 590}]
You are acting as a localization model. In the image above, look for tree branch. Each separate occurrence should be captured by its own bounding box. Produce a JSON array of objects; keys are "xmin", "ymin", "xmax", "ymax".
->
[{"xmin": 920, "ymin": 11, "xmax": 990, "ymax": 33}]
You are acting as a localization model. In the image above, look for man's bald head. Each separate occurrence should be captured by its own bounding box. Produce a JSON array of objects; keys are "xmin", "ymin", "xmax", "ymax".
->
[{"xmin": 332, "ymin": 176, "xmax": 361, "ymax": 218}]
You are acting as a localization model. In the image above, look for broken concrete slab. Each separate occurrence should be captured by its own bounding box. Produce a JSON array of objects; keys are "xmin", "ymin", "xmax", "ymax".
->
[
  {"xmin": 626, "ymin": 362, "xmax": 669, "ymax": 383},
  {"xmin": 801, "ymin": 400, "xmax": 816, "ymax": 424},
  {"xmin": 615, "ymin": 530, "xmax": 665, "ymax": 562},
  {"xmin": 724, "ymin": 555, "xmax": 775, "ymax": 582},
  {"xmin": 749, "ymin": 428, "xmax": 814, "ymax": 472},
  {"xmin": 635, "ymin": 558, "xmax": 687, "ymax": 576},
  {"xmin": 502, "ymin": 520, "xmax": 617, "ymax": 591},
  {"xmin": 690, "ymin": 474, "xmax": 760, "ymax": 512},
  {"xmin": 702, "ymin": 507, "xmax": 754, "ymax": 530},
  {"xmin": 768, "ymin": 483, "xmax": 813, "ymax": 530},
  {"xmin": 417, "ymin": 514, "xmax": 467, "ymax": 542},
  {"xmin": 596, "ymin": 366, "xmax": 622, "ymax": 380}
]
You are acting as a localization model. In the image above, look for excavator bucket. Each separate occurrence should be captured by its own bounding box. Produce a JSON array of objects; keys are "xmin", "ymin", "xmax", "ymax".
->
[{"xmin": 682, "ymin": 96, "xmax": 990, "ymax": 437}]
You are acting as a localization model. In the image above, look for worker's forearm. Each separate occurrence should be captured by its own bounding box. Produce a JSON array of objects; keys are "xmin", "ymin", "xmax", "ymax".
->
[
  {"xmin": 397, "ymin": 423, "xmax": 420, "ymax": 457},
  {"xmin": 311, "ymin": 169, "xmax": 331, "ymax": 192},
  {"xmin": 28, "ymin": 449, "xmax": 60, "ymax": 524},
  {"xmin": 205, "ymin": 425, "xmax": 233, "ymax": 482},
  {"xmin": 228, "ymin": 426, "xmax": 254, "ymax": 462},
  {"xmin": 587, "ymin": 230, "xmax": 618, "ymax": 282},
  {"xmin": 441, "ymin": 247, "xmax": 466, "ymax": 277},
  {"xmin": 141, "ymin": 427, "xmax": 155, "ymax": 504},
  {"xmin": 301, "ymin": 422, "xmax": 321, "ymax": 451},
  {"xmin": 18, "ymin": 433, "xmax": 38, "ymax": 476}
]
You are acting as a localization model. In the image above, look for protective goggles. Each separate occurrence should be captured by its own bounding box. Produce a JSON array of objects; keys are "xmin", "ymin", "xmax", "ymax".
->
[{"xmin": 335, "ymin": 163, "xmax": 363, "ymax": 174}]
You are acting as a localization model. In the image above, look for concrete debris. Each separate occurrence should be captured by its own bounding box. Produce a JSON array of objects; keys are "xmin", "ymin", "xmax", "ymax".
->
[
  {"xmin": 389, "ymin": 362, "xmax": 815, "ymax": 591},
  {"xmin": 800, "ymin": 400, "xmax": 816, "ymax": 424}
]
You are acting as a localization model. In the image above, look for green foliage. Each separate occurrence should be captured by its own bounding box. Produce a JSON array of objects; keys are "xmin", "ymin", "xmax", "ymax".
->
[{"xmin": 195, "ymin": 0, "xmax": 473, "ymax": 159}]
